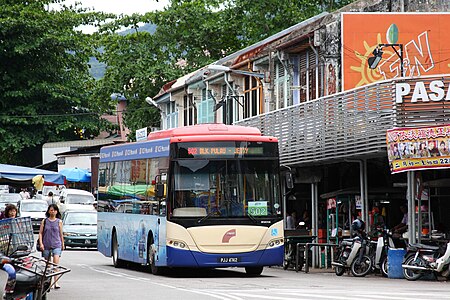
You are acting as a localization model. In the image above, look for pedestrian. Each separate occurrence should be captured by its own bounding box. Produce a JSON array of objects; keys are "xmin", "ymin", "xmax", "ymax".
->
[
  {"xmin": 286, "ymin": 210, "xmax": 297, "ymax": 229},
  {"xmin": 392, "ymin": 205, "xmax": 408, "ymax": 237},
  {"xmin": 38, "ymin": 204, "xmax": 64, "ymax": 289},
  {"xmin": 46, "ymin": 191, "xmax": 55, "ymax": 205},
  {"xmin": 4, "ymin": 204, "xmax": 17, "ymax": 219},
  {"xmin": 19, "ymin": 188, "xmax": 30, "ymax": 199}
]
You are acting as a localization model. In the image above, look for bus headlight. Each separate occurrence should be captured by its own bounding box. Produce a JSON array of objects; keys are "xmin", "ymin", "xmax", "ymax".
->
[
  {"xmin": 168, "ymin": 239, "xmax": 189, "ymax": 250},
  {"xmin": 267, "ymin": 238, "xmax": 284, "ymax": 248}
]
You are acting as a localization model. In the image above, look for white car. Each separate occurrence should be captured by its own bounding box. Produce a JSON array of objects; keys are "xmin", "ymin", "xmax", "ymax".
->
[
  {"xmin": 58, "ymin": 189, "xmax": 96, "ymax": 213},
  {"xmin": 17, "ymin": 199, "xmax": 48, "ymax": 232}
]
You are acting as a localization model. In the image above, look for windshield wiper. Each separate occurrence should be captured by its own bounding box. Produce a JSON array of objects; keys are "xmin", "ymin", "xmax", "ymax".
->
[{"xmin": 197, "ymin": 210, "xmax": 217, "ymax": 224}]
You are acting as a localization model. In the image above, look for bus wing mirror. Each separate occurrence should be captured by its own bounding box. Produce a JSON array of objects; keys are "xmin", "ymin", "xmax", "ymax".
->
[
  {"xmin": 285, "ymin": 172, "xmax": 294, "ymax": 189},
  {"xmin": 155, "ymin": 183, "xmax": 165, "ymax": 198}
]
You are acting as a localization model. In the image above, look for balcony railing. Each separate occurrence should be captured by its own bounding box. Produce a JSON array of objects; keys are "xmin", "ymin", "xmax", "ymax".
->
[{"xmin": 236, "ymin": 75, "xmax": 450, "ymax": 167}]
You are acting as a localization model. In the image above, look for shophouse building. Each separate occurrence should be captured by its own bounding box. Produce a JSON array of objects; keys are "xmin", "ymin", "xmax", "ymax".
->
[{"xmin": 151, "ymin": 0, "xmax": 450, "ymax": 258}]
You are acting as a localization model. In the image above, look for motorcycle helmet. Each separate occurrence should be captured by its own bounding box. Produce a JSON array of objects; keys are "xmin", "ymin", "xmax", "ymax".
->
[{"xmin": 351, "ymin": 218, "xmax": 365, "ymax": 232}]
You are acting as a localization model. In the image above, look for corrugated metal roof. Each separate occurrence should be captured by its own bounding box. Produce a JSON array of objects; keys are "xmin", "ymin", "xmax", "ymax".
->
[{"xmin": 43, "ymin": 139, "xmax": 120, "ymax": 148}]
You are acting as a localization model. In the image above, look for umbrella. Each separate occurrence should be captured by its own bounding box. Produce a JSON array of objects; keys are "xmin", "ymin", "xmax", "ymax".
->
[{"xmin": 59, "ymin": 168, "xmax": 91, "ymax": 183}]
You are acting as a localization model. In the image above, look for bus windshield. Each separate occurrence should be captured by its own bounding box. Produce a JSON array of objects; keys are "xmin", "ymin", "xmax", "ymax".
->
[{"xmin": 170, "ymin": 159, "xmax": 281, "ymax": 219}]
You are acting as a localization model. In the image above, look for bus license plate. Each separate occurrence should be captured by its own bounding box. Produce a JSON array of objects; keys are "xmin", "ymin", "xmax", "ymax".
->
[{"xmin": 218, "ymin": 257, "xmax": 240, "ymax": 263}]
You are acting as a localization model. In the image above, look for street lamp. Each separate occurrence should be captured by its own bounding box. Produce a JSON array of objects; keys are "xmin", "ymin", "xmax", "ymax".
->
[
  {"xmin": 368, "ymin": 43, "xmax": 404, "ymax": 76},
  {"xmin": 145, "ymin": 96, "xmax": 158, "ymax": 108}
]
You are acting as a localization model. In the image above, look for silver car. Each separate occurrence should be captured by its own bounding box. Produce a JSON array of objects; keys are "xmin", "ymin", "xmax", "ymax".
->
[{"xmin": 62, "ymin": 211, "xmax": 97, "ymax": 248}]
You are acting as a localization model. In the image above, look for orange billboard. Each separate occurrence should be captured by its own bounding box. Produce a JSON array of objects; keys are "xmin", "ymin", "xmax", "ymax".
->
[{"xmin": 342, "ymin": 13, "xmax": 450, "ymax": 91}]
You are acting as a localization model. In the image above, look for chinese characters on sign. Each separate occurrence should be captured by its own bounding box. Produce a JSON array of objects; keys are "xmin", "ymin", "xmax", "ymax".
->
[{"xmin": 386, "ymin": 125, "xmax": 450, "ymax": 173}]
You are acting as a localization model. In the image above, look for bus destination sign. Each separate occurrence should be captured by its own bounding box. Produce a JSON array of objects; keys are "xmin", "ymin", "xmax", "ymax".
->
[{"xmin": 186, "ymin": 146, "xmax": 264, "ymax": 157}]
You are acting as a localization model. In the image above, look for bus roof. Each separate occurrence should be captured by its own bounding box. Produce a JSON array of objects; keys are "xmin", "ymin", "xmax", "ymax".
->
[
  {"xmin": 100, "ymin": 124, "xmax": 277, "ymax": 163},
  {"xmin": 148, "ymin": 124, "xmax": 264, "ymax": 140}
]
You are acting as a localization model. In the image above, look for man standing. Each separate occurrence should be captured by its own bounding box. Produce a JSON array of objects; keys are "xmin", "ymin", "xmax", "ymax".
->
[
  {"xmin": 286, "ymin": 211, "xmax": 297, "ymax": 229},
  {"xmin": 19, "ymin": 188, "xmax": 30, "ymax": 199},
  {"xmin": 393, "ymin": 205, "xmax": 408, "ymax": 235}
]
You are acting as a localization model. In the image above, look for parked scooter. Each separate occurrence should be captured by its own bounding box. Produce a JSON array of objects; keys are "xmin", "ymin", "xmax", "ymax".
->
[
  {"xmin": 332, "ymin": 219, "xmax": 372, "ymax": 277},
  {"xmin": 370, "ymin": 228, "xmax": 396, "ymax": 277},
  {"xmin": 402, "ymin": 240, "xmax": 450, "ymax": 281},
  {"xmin": 1, "ymin": 245, "xmax": 51, "ymax": 300}
]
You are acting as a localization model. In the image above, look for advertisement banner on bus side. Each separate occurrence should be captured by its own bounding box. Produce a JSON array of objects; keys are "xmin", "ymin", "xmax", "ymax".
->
[{"xmin": 386, "ymin": 125, "xmax": 450, "ymax": 173}]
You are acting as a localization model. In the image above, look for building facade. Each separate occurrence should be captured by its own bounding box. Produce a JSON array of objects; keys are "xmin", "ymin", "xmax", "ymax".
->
[{"xmin": 152, "ymin": 0, "xmax": 450, "ymax": 251}]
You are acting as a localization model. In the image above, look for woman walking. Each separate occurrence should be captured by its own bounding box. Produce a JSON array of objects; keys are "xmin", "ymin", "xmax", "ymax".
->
[{"xmin": 38, "ymin": 204, "xmax": 64, "ymax": 289}]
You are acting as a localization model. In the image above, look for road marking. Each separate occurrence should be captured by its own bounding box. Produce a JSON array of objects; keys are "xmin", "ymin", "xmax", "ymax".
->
[
  {"xmin": 78, "ymin": 265, "xmax": 450, "ymax": 300},
  {"xmin": 77, "ymin": 264, "xmax": 242, "ymax": 300}
]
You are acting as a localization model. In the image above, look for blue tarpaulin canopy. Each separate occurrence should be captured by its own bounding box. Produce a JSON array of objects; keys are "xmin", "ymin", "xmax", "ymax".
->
[
  {"xmin": 0, "ymin": 163, "xmax": 65, "ymax": 185},
  {"xmin": 59, "ymin": 167, "xmax": 91, "ymax": 183}
]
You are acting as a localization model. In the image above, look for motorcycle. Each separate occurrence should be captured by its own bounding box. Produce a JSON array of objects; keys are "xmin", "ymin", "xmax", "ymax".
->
[
  {"xmin": 370, "ymin": 228, "xmax": 396, "ymax": 277},
  {"xmin": 332, "ymin": 233, "xmax": 372, "ymax": 277},
  {"xmin": 402, "ymin": 240, "xmax": 450, "ymax": 281}
]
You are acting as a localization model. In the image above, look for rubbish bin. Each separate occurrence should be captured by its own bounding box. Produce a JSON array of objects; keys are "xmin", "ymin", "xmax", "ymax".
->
[{"xmin": 388, "ymin": 248, "xmax": 406, "ymax": 279}]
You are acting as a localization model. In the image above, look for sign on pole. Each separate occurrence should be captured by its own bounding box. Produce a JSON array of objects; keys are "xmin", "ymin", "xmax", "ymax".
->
[{"xmin": 136, "ymin": 127, "xmax": 148, "ymax": 142}]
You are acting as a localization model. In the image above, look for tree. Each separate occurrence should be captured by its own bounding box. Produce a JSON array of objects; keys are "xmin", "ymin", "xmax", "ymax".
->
[
  {"xmin": 96, "ymin": 0, "xmax": 355, "ymax": 137},
  {"xmin": 0, "ymin": 0, "xmax": 111, "ymax": 165}
]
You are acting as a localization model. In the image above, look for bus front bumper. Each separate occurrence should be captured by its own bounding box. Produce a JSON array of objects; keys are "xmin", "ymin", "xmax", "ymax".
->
[{"xmin": 166, "ymin": 245, "xmax": 283, "ymax": 268}]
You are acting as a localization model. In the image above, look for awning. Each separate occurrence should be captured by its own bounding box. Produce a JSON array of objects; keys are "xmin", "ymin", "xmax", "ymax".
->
[
  {"xmin": 0, "ymin": 164, "xmax": 65, "ymax": 185},
  {"xmin": 59, "ymin": 168, "xmax": 91, "ymax": 183}
]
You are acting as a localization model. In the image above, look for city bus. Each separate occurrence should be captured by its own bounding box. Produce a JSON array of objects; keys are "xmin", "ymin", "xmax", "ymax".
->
[{"xmin": 97, "ymin": 123, "xmax": 286, "ymax": 275}]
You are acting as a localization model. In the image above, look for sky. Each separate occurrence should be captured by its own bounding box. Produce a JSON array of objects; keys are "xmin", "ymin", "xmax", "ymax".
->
[
  {"xmin": 52, "ymin": 0, "xmax": 170, "ymax": 33},
  {"xmin": 60, "ymin": 0, "xmax": 169, "ymax": 15}
]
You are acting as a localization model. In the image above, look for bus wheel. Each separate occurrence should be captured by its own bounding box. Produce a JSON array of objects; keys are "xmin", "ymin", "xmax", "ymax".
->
[
  {"xmin": 148, "ymin": 243, "xmax": 162, "ymax": 275},
  {"xmin": 245, "ymin": 266, "xmax": 263, "ymax": 276},
  {"xmin": 112, "ymin": 232, "xmax": 124, "ymax": 268}
]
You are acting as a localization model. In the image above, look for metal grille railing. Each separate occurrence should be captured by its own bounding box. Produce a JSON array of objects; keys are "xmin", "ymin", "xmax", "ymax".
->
[{"xmin": 236, "ymin": 75, "xmax": 450, "ymax": 167}]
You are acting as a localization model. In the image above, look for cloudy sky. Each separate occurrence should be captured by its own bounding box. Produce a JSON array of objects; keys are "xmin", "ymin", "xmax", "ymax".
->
[
  {"xmin": 60, "ymin": 0, "xmax": 169, "ymax": 15},
  {"xmin": 52, "ymin": 0, "xmax": 170, "ymax": 33}
]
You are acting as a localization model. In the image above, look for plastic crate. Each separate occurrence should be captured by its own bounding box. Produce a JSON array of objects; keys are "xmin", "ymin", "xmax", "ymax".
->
[{"xmin": 0, "ymin": 217, "xmax": 34, "ymax": 255}]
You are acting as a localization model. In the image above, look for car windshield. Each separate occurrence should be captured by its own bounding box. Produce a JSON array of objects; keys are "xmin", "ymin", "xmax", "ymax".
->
[
  {"xmin": 0, "ymin": 194, "xmax": 21, "ymax": 203},
  {"xmin": 66, "ymin": 194, "xmax": 94, "ymax": 204},
  {"xmin": 64, "ymin": 213, "xmax": 97, "ymax": 225},
  {"xmin": 21, "ymin": 202, "xmax": 47, "ymax": 212}
]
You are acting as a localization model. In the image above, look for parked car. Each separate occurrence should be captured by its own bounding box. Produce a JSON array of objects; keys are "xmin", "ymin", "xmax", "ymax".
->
[
  {"xmin": 58, "ymin": 189, "xmax": 96, "ymax": 214},
  {"xmin": 0, "ymin": 193, "xmax": 21, "ymax": 212},
  {"xmin": 62, "ymin": 210, "xmax": 97, "ymax": 248},
  {"xmin": 17, "ymin": 199, "xmax": 48, "ymax": 232}
]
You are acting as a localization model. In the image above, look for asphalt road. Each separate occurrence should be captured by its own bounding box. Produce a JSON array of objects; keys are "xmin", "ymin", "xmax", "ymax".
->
[{"xmin": 46, "ymin": 249, "xmax": 450, "ymax": 300}]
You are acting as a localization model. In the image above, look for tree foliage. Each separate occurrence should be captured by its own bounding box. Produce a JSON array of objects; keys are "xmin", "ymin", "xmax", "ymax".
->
[
  {"xmin": 95, "ymin": 0, "xmax": 355, "ymax": 138},
  {"xmin": 0, "ymin": 0, "xmax": 355, "ymax": 165},
  {"xmin": 0, "ymin": 0, "xmax": 111, "ymax": 165}
]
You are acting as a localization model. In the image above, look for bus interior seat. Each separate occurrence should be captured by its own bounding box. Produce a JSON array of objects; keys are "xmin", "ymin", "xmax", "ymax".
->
[{"xmin": 173, "ymin": 207, "xmax": 207, "ymax": 217}]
